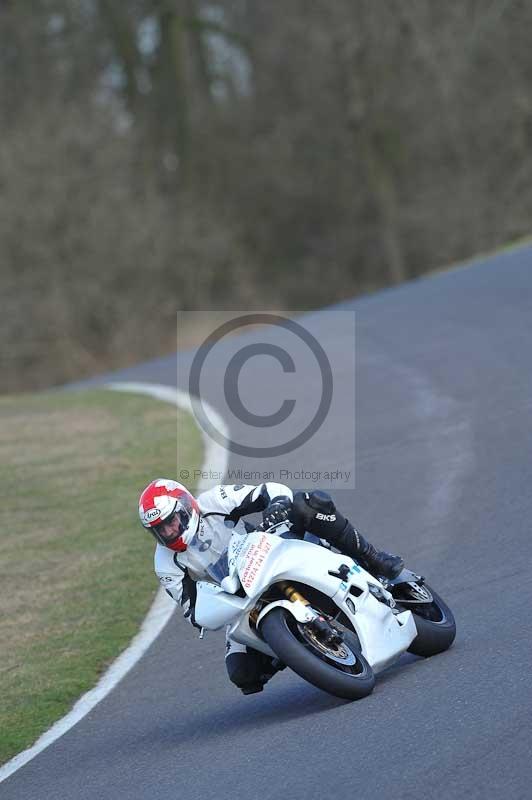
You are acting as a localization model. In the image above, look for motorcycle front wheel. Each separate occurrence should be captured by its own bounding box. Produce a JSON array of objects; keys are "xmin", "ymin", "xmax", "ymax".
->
[{"xmin": 260, "ymin": 608, "xmax": 375, "ymax": 700}]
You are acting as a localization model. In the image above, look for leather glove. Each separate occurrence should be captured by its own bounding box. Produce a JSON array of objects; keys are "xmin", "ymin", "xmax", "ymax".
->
[{"xmin": 262, "ymin": 497, "xmax": 292, "ymax": 529}]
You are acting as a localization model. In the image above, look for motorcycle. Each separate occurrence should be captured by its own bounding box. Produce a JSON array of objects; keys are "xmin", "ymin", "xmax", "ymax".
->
[{"xmin": 193, "ymin": 522, "xmax": 456, "ymax": 700}]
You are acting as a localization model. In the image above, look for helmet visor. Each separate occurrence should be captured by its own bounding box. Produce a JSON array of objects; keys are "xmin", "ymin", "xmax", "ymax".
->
[{"xmin": 151, "ymin": 497, "xmax": 194, "ymax": 547}]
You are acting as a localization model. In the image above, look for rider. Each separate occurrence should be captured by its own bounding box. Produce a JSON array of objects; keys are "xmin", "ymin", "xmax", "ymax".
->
[{"xmin": 138, "ymin": 479, "xmax": 404, "ymax": 695}]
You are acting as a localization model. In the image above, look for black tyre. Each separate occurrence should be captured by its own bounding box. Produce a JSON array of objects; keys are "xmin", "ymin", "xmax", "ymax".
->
[
  {"xmin": 260, "ymin": 608, "xmax": 375, "ymax": 700},
  {"xmin": 401, "ymin": 584, "xmax": 456, "ymax": 657}
]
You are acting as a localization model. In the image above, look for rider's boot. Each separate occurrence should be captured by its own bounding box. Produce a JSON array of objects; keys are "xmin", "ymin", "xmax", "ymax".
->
[
  {"xmin": 351, "ymin": 529, "xmax": 404, "ymax": 580},
  {"xmin": 326, "ymin": 518, "xmax": 403, "ymax": 579},
  {"xmin": 292, "ymin": 491, "xmax": 404, "ymax": 580}
]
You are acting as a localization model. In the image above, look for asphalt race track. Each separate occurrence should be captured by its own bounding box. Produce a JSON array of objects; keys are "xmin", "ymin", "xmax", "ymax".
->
[{"xmin": 3, "ymin": 246, "xmax": 532, "ymax": 799}]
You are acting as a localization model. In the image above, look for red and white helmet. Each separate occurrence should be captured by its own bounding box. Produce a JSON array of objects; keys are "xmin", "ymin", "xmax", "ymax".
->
[{"xmin": 139, "ymin": 479, "xmax": 200, "ymax": 552}]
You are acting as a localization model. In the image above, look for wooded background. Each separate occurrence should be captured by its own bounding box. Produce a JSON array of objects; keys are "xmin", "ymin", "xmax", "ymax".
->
[{"xmin": 2, "ymin": 1, "xmax": 532, "ymax": 392}]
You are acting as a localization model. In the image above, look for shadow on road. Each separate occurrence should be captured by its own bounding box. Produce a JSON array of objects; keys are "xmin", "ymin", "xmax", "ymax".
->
[{"xmin": 129, "ymin": 653, "xmax": 424, "ymax": 752}]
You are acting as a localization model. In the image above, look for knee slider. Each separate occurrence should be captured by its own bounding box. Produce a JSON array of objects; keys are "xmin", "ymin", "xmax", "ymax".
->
[
  {"xmin": 307, "ymin": 490, "xmax": 336, "ymax": 515},
  {"xmin": 292, "ymin": 490, "xmax": 347, "ymax": 538}
]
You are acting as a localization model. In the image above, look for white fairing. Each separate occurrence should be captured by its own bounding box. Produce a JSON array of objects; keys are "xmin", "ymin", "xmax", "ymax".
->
[
  {"xmin": 194, "ymin": 528, "xmax": 417, "ymax": 673},
  {"xmin": 194, "ymin": 582, "xmax": 249, "ymax": 629}
]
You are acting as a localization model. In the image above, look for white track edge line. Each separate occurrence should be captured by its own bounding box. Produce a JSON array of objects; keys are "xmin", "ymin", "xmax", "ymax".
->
[{"xmin": 0, "ymin": 381, "xmax": 229, "ymax": 784}]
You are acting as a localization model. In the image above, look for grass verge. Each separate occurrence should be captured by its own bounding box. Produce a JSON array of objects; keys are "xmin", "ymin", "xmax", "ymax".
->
[{"xmin": 0, "ymin": 388, "xmax": 202, "ymax": 766}]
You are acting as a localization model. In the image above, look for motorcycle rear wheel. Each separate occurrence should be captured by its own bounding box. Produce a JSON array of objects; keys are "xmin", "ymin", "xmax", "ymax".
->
[
  {"xmin": 260, "ymin": 608, "xmax": 375, "ymax": 700},
  {"xmin": 400, "ymin": 584, "xmax": 456, "ymax": 657}
]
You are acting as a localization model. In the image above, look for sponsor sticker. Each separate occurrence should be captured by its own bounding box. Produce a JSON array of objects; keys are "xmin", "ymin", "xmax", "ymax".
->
[
  {"xmin": 241, "ymin": 534, "xmax": 272, "ymax": 590},
  {"xmin": 143, "ymin": 507, "xmax": 161, "ymax": 523}
]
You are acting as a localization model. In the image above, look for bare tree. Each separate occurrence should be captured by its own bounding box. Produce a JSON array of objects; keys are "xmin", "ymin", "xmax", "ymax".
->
[{"xmin": 2, "ymin": 0, "xmax": 532, "ymax": 391}]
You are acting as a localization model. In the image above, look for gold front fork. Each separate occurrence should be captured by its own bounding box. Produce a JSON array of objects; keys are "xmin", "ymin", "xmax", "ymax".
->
[
  {"xmin": 249, "ymin": 582, "xmax": 311, "ymax": 629},
  {"xmin": 277, "ymin": 581, "xmax": 311, "ymax": 606}
]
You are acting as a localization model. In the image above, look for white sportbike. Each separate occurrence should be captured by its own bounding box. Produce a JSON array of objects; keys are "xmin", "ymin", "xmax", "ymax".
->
[{"xmin": 193, "ymin": 522, "xmax": 456, "ymax": 700}]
